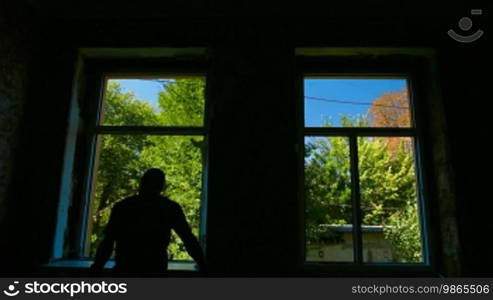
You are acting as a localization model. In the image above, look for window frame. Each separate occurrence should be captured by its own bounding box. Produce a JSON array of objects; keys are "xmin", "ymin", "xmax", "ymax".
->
[
  {"xmin": 59, "ymin": 56, "xmax": 211, "ymax": 267},
  {"xmin": 296, "ymin": 54, "xmax": 439, "ymax": 275}
]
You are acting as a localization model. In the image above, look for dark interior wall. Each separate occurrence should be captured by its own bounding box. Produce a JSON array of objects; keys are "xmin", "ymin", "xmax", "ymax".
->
[
  {"xmin": 436, "ymin": 45, "xmax": 493, "ymax": 276},
  {"xmin": 0, "ymin": 1, "xmax": 34, "ymax": 223},
  {"xmin": 0, "ymin": 1, "xmax": 79, "ymax": 272},
  {"xmin": 206, "ymin": 31, "xmax": 298, "ymax": 274},
  {"xmin": 0, "ymin": 0, "xmax": 491, "ymax": 276},
  {"xmin": 0, "ymin": 1, "xmax": 40, "ymax": 271}
]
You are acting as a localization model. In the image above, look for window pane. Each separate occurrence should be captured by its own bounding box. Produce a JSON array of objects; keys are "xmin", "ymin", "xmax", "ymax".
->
[
  {"xmin": 100, "ymin": 77, "xmax": 205, "ymax": 126},
  {"xmin": 358, "ymin": 137, "xmax": 423, "ymax": 263},
  {"xmin": 88, "ymin": 134, "xmax": 205, "ymax": 261},
  {"xmin": 304, "ymin": 78, "xmax": 412, "ymax": 128},
  {"xmin": 305, "ymin": 136, "xmax": 353, "ymax": 262}
]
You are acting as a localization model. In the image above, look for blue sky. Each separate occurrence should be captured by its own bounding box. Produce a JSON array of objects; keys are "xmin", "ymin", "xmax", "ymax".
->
[
  {"xmin": 111, "ymin": 78, "xmax": 408, "ymax": 126},
  {"xmin": 304, "ymin": 79, "xmax": 407, "ymax": 127},
  {"xmin": 112, "ymin": 79, "xmax": 164, "ymax": 110}
]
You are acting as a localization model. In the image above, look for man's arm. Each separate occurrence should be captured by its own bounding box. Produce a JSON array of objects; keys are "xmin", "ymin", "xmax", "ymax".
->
[
  {"xmin": 172, "ymin": 204, "xmax": 207, "ymax": 270},
  {"xmin": 90, "ymin": 205, "xmax": 118, "ymax": 272}
]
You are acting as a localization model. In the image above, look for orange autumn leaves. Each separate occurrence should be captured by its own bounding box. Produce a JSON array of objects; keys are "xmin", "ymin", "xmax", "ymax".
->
[
  {"xmin": 368, "ymin": 88, "xmax": 412, "ymax": 153},
  {"xmin": 369, "ymin": 88, "xmax": 410, "ymax": 128}
]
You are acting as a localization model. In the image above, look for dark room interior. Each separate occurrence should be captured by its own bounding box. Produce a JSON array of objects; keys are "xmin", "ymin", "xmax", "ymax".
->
[{"xmin": 0, "ymin": 0, "xmax": 492, "ymax": 278}]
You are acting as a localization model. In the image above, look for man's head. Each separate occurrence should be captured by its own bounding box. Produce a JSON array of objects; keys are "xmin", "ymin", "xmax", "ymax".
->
[{"xmin": 139, "ymin": 168, "xmax": 166, "ymax": 196}]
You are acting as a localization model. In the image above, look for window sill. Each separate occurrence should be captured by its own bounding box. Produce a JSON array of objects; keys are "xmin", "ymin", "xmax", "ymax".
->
[
  {"xmin": 40, "ymin": 259, "xmax": 198, "ymax": 276},
  {"xmin": 301, "ymin": 262, "xmax": 439, "ymax": 277}
]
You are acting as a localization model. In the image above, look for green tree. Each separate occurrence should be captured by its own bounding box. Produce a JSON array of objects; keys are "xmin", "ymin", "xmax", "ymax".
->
[
  {"xmin": 305, "ymin": 116, "xmax": 422, "ymax": 262},
  {"xmin": 90, "ymin": 82, "xmax": 158, "ymax": 255},
  {"xmin": 90, "ymin": 79, "xmax": 205, "ymax": 260},
  {"xmin": 141, "ymin": 78, "xmax": 206, "ymax": 260},
  {"xmin": 305, "ymin": 136, "xmax": 351, "ymax": 246}
]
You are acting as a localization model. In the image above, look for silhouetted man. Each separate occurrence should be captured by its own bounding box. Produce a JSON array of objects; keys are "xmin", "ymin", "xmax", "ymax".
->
[{"xmin": 90, "ymin": 168, "xmax": 206, "ymax": 276}]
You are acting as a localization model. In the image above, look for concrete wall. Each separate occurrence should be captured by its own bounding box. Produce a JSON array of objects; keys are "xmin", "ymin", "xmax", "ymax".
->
[{"xmin": 307, "ymin": 231, "xmax": 394, "ymax": 263}]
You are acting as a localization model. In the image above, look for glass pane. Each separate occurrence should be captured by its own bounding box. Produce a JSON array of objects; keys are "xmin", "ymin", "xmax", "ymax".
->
[
  {"xmin": 304, "ymin": 78, "xmax": 411, "ymax": 128},
  {"xmin": 88, "ymin": 134, "xmax": 205, "ymax": 261},
  {"xmin": 358, "ymin": 137, "xmax": 423, "ymax": 263},
  {"xmin": 305, "ymin": 136, "xmax": 353, "ymax": 262},
  {"xmin": 100, "ymin": 77, "xmax": 205, "ymax": 126}
]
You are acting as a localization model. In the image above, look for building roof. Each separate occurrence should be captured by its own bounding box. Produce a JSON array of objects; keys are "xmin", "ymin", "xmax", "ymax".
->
[{"xmin": 319, "ymin": 224, "xmax": 388, "ymax": 233}]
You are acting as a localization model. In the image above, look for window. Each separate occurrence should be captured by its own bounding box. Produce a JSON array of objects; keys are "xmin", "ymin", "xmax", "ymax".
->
[
  {"xmin": 82, "ymin": 76, "xmax": 208, "ymax": 262},
  {"xmin": 302, "ymin": 76, "xmax": 427, "ymax": 265},
  {"xmin": 46, "ymin": 54, "xmax": 213, "ymax": 270}
]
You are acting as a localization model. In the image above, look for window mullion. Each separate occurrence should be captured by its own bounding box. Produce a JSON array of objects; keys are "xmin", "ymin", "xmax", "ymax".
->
[{"xmin": 349, "ymin": 135, "xmax": 363, "ymax": 264}]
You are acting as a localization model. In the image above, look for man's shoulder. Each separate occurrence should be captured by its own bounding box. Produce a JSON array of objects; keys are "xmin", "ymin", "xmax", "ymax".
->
[
  {"xmin": 112, "ymin": 195, "xmax": 182, "ymax": 212},
  {"xmin": 166, "ymin": 198, "xmax": 183, "ymax": 211}
]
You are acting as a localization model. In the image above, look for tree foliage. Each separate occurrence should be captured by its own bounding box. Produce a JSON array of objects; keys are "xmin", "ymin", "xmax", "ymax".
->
[
  {"xmin": 90, "ymin": 79, "xmax": 205, "ymax": 260},
  {"xmin": 368, "ymin": 88, "xmax": 412, "ymax": 152},
  {"xmin": 368, "ymin": 88, "xmax": 410, "ymax": 128},
  {"xmin": 305, "ymin": 89, "xmax": 423, "ymax": 263},
  {"xmin": 92, "ymin": 82, "xmax": 421, "ymax": 263}
]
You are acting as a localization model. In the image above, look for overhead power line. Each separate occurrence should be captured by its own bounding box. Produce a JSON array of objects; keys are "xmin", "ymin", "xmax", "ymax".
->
[
  {"xmin": 305, "ymin": 95, "xmax": 409, "ymax": 109},
  {"xmin": 131, "ymin": 79, "xmax": 409, "ymax": 109}
]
